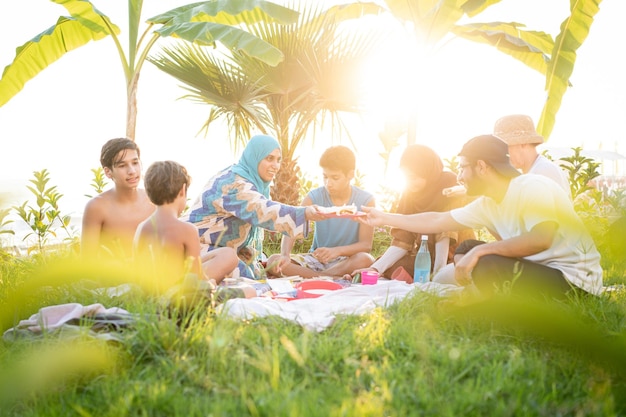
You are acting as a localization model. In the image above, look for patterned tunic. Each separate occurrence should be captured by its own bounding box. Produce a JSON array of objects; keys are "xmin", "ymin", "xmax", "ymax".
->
[{"xmin": 182, "ymin": 166, "xmax": 308, "ymax": 278}]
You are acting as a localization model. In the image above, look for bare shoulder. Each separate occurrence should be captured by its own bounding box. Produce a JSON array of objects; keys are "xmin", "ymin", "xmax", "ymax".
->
[
  {"xmin": 135, "ymin": 215, "xmax": 156, "ymax": 236},
  {"xmin": 159, "ymin": 219, "xmax": 199, "ymax": 250},
  {"xmin": 83, "ymin": 190, "xmax": 114, "ymax": 218},
  {"xmin": 137, "ymin": 188, "xmax": 152, "ymax": 201},
  {"xmin": 86, "ymin": 189, "xmax": 115, "ymax": 206},
  {"xmin": 137, "ymin": 189, "xmax": 156, "ymax": 212},
  {"xmin": 177, "ymin": 219, "xmax": 199, "ymax": 237}
]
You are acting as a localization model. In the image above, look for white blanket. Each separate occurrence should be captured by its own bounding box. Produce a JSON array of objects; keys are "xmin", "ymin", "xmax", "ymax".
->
[
  {"xmin": 10, "ymin": 303, "xmax": 130, "ymax": 333},
  {"xmin": 217, "ymin": 280, "xmax": 462, "ymax": 332}
]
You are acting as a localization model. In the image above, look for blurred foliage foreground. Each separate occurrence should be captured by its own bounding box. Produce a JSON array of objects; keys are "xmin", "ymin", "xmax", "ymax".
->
[
  {"xmin": 2, "ymin": 252, "xmax": 626, "ymax": 415},
  {"xmin": 1, "ymin": 149, "xmax": 626, "ymax": 415}
]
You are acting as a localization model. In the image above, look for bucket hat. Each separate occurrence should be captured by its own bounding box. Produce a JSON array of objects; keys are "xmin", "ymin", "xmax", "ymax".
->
[{"xmin": 493, "ymin": 114, "xmax": 544, "ymax": 145}]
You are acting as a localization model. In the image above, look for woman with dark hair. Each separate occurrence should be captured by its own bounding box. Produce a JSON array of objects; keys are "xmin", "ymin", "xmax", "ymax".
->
[{"xmin": 347, "ymin": 144, "xmax": 474, "ymax": 282}]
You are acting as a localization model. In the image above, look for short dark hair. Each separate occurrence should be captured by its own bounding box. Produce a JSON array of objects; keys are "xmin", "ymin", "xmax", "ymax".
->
[
  {"xmin": 319, "ymin": 146, "xmax": 355, "ymax": 174},
  {"xmin": 100, "ymin": 138, "xmax": 140, "ymax": 169},
  {"xmin": 144, "ymin": 161, "xmax": 191, "ymax": 205}
]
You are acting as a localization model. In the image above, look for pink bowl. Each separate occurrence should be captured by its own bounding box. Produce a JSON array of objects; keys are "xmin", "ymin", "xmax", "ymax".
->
[{"xmin": 295, "ymin": 280, "xmax": 343, "ymax": 298}]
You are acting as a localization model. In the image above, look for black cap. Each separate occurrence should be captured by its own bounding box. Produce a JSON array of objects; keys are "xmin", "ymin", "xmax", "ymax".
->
[{"xmin": 458, "ymin": 135, "xmax": 520, "ymax": 178}]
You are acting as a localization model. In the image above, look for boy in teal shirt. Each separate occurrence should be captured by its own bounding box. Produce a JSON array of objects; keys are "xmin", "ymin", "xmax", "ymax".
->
[{"xmin": 267, "ymin": 146, "xmax": 375, "ymax": 278}]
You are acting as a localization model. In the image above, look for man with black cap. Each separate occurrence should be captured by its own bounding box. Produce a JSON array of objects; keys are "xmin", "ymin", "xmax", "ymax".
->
[{"xmin": 360, "ymin": 135, "xmax": 602, "ymax": 299}]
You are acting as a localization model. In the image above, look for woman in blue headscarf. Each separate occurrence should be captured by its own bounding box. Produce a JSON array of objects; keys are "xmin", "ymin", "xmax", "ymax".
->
[{"xmin": 183, "ymin": 135, "xmax": 325, "ymax": 279}]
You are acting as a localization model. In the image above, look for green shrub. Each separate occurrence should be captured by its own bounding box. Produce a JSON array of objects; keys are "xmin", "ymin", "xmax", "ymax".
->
[{"xmin": 12, "ymin": 170, "xmax": 78, "ymax": 255}]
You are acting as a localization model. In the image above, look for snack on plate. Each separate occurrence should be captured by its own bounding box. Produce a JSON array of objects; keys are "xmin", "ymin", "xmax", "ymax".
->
[
  {"xmin": 318, "ymin": 205, "xmax": 358, "ymax": 216},
  {"xmin": 442, "ymin": 185, "xmax": 466, "ymax": 197}
]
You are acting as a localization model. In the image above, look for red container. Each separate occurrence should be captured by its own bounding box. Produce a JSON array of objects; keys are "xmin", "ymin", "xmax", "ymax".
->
[{"xmin": 294, "ymin": 280, "xmax": 343, "ymax": 298}]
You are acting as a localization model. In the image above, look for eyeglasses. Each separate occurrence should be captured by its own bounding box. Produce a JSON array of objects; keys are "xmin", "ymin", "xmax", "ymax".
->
[{"xmin": 458, "ymin": 163, "xmax": 473, "ymax": 172}]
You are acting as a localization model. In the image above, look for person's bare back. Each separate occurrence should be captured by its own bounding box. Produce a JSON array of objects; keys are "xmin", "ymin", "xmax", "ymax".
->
[
  {"xmin": 133, "ymin": 160, "xmax": 238, "ymax": 286},
  {"xmin": 134, "ymin": 208, "xmax": 203, "ymax": 283}
]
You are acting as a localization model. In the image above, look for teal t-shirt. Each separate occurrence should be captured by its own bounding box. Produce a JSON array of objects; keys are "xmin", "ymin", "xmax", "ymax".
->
[{"xmin": 308, "ymin": 186, "xmax": 374, "ymax": 251}]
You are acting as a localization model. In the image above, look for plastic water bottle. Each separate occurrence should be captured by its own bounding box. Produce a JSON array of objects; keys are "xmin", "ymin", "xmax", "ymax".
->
[{"xmin": 413, "ymin": 235, "xmax": 431, "ymax": 284}]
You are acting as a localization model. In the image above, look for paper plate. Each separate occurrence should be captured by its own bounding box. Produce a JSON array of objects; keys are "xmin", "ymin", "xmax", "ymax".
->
[
  {"xmin": 321, "ymin": 211, "xmax": 366, "ymax": 219},
  {"xmin": 295, "ymin": 280, "xmax": 343, "ymax": 298}
]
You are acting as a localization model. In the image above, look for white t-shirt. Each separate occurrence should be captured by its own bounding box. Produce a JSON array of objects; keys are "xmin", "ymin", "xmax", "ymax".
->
[
  {"xmin": 450, "ymin": 175, "xmax": 602, "ymax": 295},
  {"xmin": 530, "ymin": 154, "xmax": 572, "ymax": 199}
]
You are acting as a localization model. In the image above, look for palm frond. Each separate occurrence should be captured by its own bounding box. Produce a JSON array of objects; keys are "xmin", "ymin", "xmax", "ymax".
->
[
  {"xmin": 452, "ymin": 22, "xmax": 553, "ymax": 74},
  {"xmin": 150, "ymin": 1, "xmax": 384, "ymax": 160},
  {"xmin": 149, "ymin": 43, "xmax": 270, "ymax": 146}
]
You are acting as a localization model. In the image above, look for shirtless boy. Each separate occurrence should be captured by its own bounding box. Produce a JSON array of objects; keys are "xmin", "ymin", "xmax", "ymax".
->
[
  {"xmin": 133, "ymin": 161, "xmax": 238, "ymax": 285},
  {"xmin": 81, "ymin": 138, "xmax": 155, "ymax": 259}
]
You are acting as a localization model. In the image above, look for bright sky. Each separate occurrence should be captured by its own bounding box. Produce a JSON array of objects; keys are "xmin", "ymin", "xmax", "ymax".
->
[{"xmin": 1, "ymin": 0, "xmax": 625, "ymax": 242}]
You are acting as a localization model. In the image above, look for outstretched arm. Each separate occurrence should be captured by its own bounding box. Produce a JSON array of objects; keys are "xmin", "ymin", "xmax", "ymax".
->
[
  {"xmin": 358, "ymin": 206, "xmax": 464, "ymax": 235},
  {"xmin": 222, "ymin": 181, "xmax": 325, "ymax": 237}
]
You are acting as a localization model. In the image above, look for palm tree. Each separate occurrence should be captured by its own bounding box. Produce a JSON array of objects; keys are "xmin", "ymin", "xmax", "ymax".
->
[
  {"xmin": 381, "ymin": 0, "xmax": 602, "ymax": 142},
  {"xmin": 149, "ymin": 2, "xmax": 384, "ymax": 204},
  {"xmin": 0, "ymin": 0, "xmax": 299, "ymax": 140}
]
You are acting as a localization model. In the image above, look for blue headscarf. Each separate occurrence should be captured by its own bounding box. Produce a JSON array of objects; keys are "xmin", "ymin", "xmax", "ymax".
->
[{"xmin": 231, "ymin": 135, "xmax": 281, "ymax": 198}]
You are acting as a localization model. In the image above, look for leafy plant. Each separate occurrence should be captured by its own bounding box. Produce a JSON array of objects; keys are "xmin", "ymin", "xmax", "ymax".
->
[
  {"xmin": 375, "ymin": 183, "xmax": 400, "ymax": 213},
  {"xmin": 0, "ymin": 207, "xmax": 15, "ymax": 261},
  {"xmin": 371, "ymin": 225, "xmax": 393, "ymax": 258},
  {"xmin": 85, "ymin": 167, "xmax": 109, "ymax": 198},
  {"xmin": 149, "ymin": 2, "xmax": 385, "ymax": 205},
  {"xmin": 381, "ymin": 0, "xmax": 602, "ymax": 143},
  {"xmin": 444, "ymin": 155, "xmax": 460, "ymax": 175},
  {"xmin": 353, "ymin": 169, "xmax": 367, "ymax": 191},
  {"xmin": 12, "ymin": 170, "xmax": 78, "ymax": 255},
  {"xmin": 556, "ymin": 148, "xmax": 626, "ymax": 277},
  {"xmin": 296, "ymin": 168, "xmax": 316, "ymax": 204},
  {"xmin": 377, "ymin": 120, "xmax": 405, "ymax": 174},
  {"xmin": 0, "ymin": 207, "xmax": 14, "ymax": 238},
  {"xmin": 0, "ymin": 1, "xmax": 299, "ymax": 140},
  {"xmin": 559, "ymin": 147, "xmax": 602, "ymax": 200},
  {"xmin": 605, "ymin": 188, "xmax": 626, "ymax": 215}
]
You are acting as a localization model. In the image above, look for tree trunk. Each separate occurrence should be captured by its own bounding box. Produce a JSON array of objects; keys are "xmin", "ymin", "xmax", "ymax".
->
[
  {"xmin": 126, "ymin": 74, "xmax": 139, "ymax": 141},
  {"xmin": 270, "ymin": 157, "xmax": 301, "ymax": 206}
]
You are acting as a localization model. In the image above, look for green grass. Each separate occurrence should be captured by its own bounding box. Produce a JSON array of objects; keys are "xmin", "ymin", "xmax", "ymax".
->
[{"xmin": 1, "ymin": 241, "xmax": 626, "ymax": 416}]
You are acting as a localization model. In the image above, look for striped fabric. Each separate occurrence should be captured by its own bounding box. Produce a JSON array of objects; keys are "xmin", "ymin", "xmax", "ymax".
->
[{"xmin": 183, "ymin": 166, "xmax": 307, "ymax": 278}]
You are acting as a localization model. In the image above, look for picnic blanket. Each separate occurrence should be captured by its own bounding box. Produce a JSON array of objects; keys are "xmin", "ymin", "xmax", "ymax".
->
[
  {"xmin": 3, "ymin": 303, "xmax": 136, "ymax": 342},
  {"xmin": 217, "ymin": 280, "xmax": 463, "ymax": 332}
]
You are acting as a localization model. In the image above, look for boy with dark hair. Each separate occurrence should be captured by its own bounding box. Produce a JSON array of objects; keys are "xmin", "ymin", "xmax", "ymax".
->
[
  {"xmin": 267, "ymin": 146, "xmax": 375, "ymax": 278},
  {"xmin": 81, "ymin": 138, "xmax": 155, "ymax": 259},
  {"xmin": 134, "ymin": 161, "xmax": 238, "ymax": 285}
]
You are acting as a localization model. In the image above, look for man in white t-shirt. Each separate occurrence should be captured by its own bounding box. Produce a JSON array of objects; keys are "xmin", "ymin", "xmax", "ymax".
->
[
  {"xmin": 494, "ymin": 114, "xmax": 572, "ymax": 199},
  {"xmin": 360, "ymin": 135, "xmax": 602, "ymax": 299}
]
